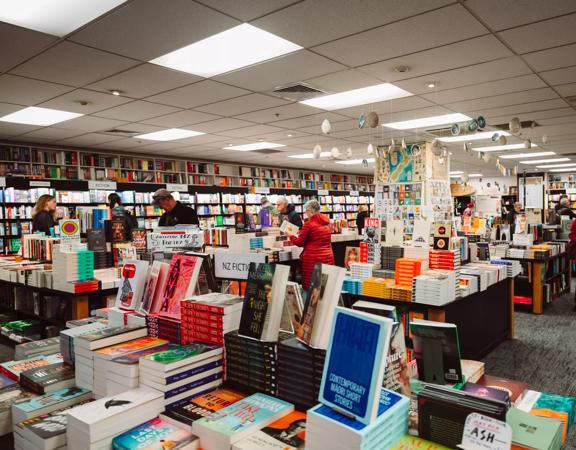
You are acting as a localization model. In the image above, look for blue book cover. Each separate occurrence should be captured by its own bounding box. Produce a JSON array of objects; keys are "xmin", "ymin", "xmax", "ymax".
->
[
  {"xmin": 0, "ymin": 373, "xmax": 17, "ymax": 390},
  {"xmin": 319, "ymin": 307, "xmax": 394, "ymax": 425},
  {"xmin": 164, "ymin": 372, "xmax": 222, "ymax": 399},
  {"xmin": 165, "ymin": 359, "xmax": 223, "ymax": 385},
  {"xmin": 14, "ymin": 386, "xmax": 91, "ymax": 413},
  {"xmin": 112, "ymin": 417, "xmax": 198, "ymax": 450}
]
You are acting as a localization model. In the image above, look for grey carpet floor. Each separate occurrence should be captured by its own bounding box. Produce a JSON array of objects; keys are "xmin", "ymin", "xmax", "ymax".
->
[{"xmin": 483, "ymin": 290, "xmax": 576, "ymax": 448}]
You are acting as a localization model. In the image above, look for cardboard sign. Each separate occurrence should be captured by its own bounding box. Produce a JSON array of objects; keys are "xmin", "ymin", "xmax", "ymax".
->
[
  {"xmin": 214, "ymin": 252, "xmax": 267, "ymax": 280},
  {"xmin": 59, "ymin": 219, "xmax": 80, "ymax": 245},
  {"xmin": 166, "ymin": 183, "xmax": 188, "ymax": 192},
  {"xmin": 146, "ymin": 229, "xmax": 204, "ymax": 250},
  {"xmin": 88, "ymin": 180, "xmax": 117, "ymax": 190},
  {"xmin": 459, "ymin": 413, "xmax": 512, "ymax": 450}
]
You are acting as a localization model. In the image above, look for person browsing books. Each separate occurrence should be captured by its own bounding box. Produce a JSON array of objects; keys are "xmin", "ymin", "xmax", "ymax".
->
[
  {"xmin": 108, "ymin": 193, "xmax": 138, "ymax": 237},
  {"xmin": 32, "ymin": 194, "xmax": 57, "ymax": 235},
  {"xmin": 285, "ymin": 199, "xmax": 334, "ymax": 289},
  {"xmin": 152, "ymin": 189, "xmax": 199, "ymax": 227},
  {"xmin": 277, "ymin": 196, "xmax": 303, "ymax": 228},
  {"xmin": 356, "ymin": 204, "xmax": 369, "ymax": 235}
]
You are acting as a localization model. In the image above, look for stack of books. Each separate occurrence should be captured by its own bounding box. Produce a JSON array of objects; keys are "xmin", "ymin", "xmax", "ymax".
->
[
  {"xmin": 146, "ymin": 315, "xmax": 183, "ymax": 344},
  {"xmin": 394, "ymin": 258, "xmax": 425, "ymax": 287},
  {"xmin": 14, "ymin": 337, "xmax": 60, "ymax": 360},
  {"xmin": 429, "ymin": 249, "xmax": 461, "ymax": 298},
  {"xmin": 491, "ymin": 259, "xmax": 522, "ymax": 277},
  {"xmin": 507, "ymin": 407, "xmax": 563, "ymax": 450},
  {"xmin": 181, "ymin": 293, "xmax": 243, "ymax": 346},
  {"xmin": 51, "ymin": 246, "xmax": 94, "ymax": 283},
  {"xmin": 59, "ymin": 321, "xmax": 108, "ymax": 364},
  {"xmin": 0, "ymin": 320, "xmax": 42, "ymax": 343},
  {"xmin": 19, "ymin": 362, "xmax": 75, "ymax": 394},
  {"xmin": 0, "ymin": 386, "xmax": 35, "ymax": 437},
  {"xmin": 277, "ymin": 337, "xmax": 326, "ymax": 411},
  {"xmin": 139, "ymin": 343, "xmax": 224, "ymax": 409},
  {"xmin": 66, "ymin": 388, "xmax": 164, "ymax": 450},
  {"xmin": 307, "ymin": 389, "xmax": 409, "ymax": 450},
  {"xmin": 0, "ymin": 354, "xmax": 63, "ymax": 381},
  {"xmin": 349, "ymin": 262, "xmax": 374, "ymax": 280},
  {"xmin": 380, "ymin": 245, "xmax": 404, "ymax": 270},
  {"xmin": 507, "ymin": 247, "xmax": 527, "ymax": 258},
  {"xmin": 233, "ymin": 410, "xmax": 307, "ymax": 450},
  {"xmin": 412, "ymin": 270, "xmax": 456, "ymax": 306},
  {"xmin": 361, "ymin": 277, "xmax": 392, "ymax": 298},
  {"xmin": 224, "ymin": 330, "xmax": 284, "ymax": 396},
  {"xmin": 461, "ymin": 359, "xmax": 485, "ymax": 383},
  {"xmin": 73, "ymin": 326, "xmax": 148, "ymax": 390},
  {"xmin": 112, "ymin": 417, "xmax": 200, "ymax": 449},
  {"xmin": 342, "ymin": 276, "xmax": 363, "ymax": 295}
]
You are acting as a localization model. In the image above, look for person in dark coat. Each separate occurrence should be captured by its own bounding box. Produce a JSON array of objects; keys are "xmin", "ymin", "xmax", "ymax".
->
[
  {"xmin": 287, "ymin": 199, "xmax": 334, "ymax": 289},
  {"xmin": 356, "ymin": 204, "xmax": 369, "ymax": 235},
  {"xmin": 152, "ymin": 189, "xmax": 199, "ymax": 226},
  {"xmin": 32, "ymin": 194, "xmax": 57, "ymax": 235},
  {"xmin": 277, "ymin": 196, "xmax": 303, "ymax": 229}
]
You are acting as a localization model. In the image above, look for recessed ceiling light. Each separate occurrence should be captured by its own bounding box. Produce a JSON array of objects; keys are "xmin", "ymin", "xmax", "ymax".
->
[
  {"xmin": 382, "ymin": 113, "xmax": 471, "ymax": 130},
  {"xmin": 393, "ymin": 65, "xmax": 410, "ymax": 73},
  {"xmin": 449, "ymin": 171, "xmax": 464, "ymax": 175},
  {"xmin": 134, "ymin": 128, "xmax": 204, "ymax": 141},
  {"xmin": 224, "ymin": 142, "xmax": 285, "ymax": 151},
  {"xmin": 0, "ymin": 106, "xmax": 83, "ymax": 126},
  {"xmin": 110, "ymin": 90, "xmax": 122, "ymax": 96},
  {"xmin": 499, "ymin": 152, "xmax": 555, "ymax": 159},
  {"xmin": 288, "ymin": 152, "xmax": 332, "ymax": 159},
  {"xmin": 425, "ymin": 81, "xmax": 437, "ymax": 89},
  {"xmin": 150, "ymin": 24, "xmax": 302, "ymax": 77},
  {"xmin": 469, "ymin": 173, "xmax": 483, "ymax": 177},
  {"xmin": 301, "ymin": 83, "xmax": 412, "ymax": 110},
  {"xmin": 549, "ymin": 168, "xmax": 576, "ymax": 172},
  {"xmin": 472, "ymin": 143, "xmax": 538, "ymax": 152},
  {"xmin": 536, "ymin": 162, "xmax": 576, "ymax": 168},
  {"xmin": 439, "ymin": 131, "xmax": 510, "ymax": 143},
  {"xmin": 0, "ymin": 0, "xmax": 127, "ymax": 37},
  {"xmin": 287, "ymin": 133, "xmax": 293, "ymax": 137},
  {"xmin": 450, "ymin": 174, "xmax": 462, "ymax": 178},
  {"xmin": 520, "ymin": 158, "xmax": 570, "ymax": 164},
  {"xmin": 258, "ymin": 138, "xmax": 264, "ymax": 142},
  {"xmin": 335, "ymin": 158, "xmax": 375, "ymax": 165}
]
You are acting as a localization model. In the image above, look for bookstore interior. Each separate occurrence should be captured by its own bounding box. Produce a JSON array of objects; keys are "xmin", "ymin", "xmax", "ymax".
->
[{"xmin": 1, "ymin": 2, "xmax": 576, "ymax": 450}]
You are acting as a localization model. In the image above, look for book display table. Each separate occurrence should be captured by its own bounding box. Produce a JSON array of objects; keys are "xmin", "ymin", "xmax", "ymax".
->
[{"xmin": 343, "ymin": 277, "xmax": 515, "ymax": 360}]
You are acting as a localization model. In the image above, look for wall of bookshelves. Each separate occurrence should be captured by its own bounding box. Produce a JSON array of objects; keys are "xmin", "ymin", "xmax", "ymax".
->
[{"xmin": 0, "ymin": 143, "xmax": 374, "ymax": 191}]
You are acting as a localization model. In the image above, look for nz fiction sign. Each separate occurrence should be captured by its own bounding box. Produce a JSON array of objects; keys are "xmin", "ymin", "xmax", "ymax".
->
[
  {"xmin": 214, "ymin": 252, "xmax": 267, "ymax": 280},
  {"xmin": 147, "ymin": 229, "xmax": 204, "ymax": 250}
]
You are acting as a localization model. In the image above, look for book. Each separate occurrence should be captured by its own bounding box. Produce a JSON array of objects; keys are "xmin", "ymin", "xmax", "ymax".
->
[
  {"xmin": 0, "ymin": 373, "xmax": 16, "ymax": 391},
  {"xmin": 232, "ymin": 410, "xmax": 306, "ymax": 450},
  {"xmin": 0, "ymin": 354, "xmax": 63, "ymax": 381},
  {"xmin": 297, "ymin": 263, "xmax": 346, "ymax": 349},
  {"xmin": 158, "ymin": 255, "xmax": 202, "ymax": 319},
  {"xmin": 410, "ymin": 319, "xmax": 463, "ymax": 385},
  {"xmin": 477, "ymin": 375, "xmax": 528, "ymax": 405},
  {"xmin": 320, "ymin": 307, "xmax": 394, "ymax": 425},
  {"xmin": 111, "ymin": 416, "xmax": 199, "ymax": 449},
  {"xmin": 19, "ymin": 362, "xmax": 75, "ymax": 394},
  {"xmin": 140, "ymin": 343, "xmax": 222, "ymax": 373},
  {"xmin": 115, "ymin": 260, "xmax": 150, "ymax": 310},
  {"xmin": 94, "ymin": 337, "xmax": 168, "ymax": 361},
  {"xmin": 238, "ymin": 263, "xmax": 290, "ymax": 342},
  {"xmin": 139, "ymin": 261, "xmax": 169, "ymax": 315},
  {"xmin": 107, "ymin": 343, "xmax": 175, "ymax": 379},
  {"xmin": 507, "ymin": 407, "xmax": 563, "ymax": 450},
  {"xmin": 87, "ymin": 229, "xmax": 107, "ymax": 252},
  {"xmin": 280, "ymin": 282, "xmax": 303, "ymax": 334},
  {"xmin": 462, "ymin": 382, "xmax": 510, "ymax": 406},
  {"xmin": 75, "ymin": 326, "xmax": 148, "ymax": 351},
  {"xmin": 192, "ymin": 393, "xmax": 294, "ymax": 450}
]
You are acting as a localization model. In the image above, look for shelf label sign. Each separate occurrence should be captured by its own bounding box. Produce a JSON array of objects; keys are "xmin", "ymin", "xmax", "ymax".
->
[
  {"xmin": 88, "ymin": 180, "xmax": 117, "ymax": 190},
  {"xmin": 255, "ymin": 187, "xmax": 270, "ymax": 194},
  {"xmin": 166, "ymin": 183, "xmax": 188, "ymax": 192},
  {"xmin": 0, "ymin": 177, "xmax": 5, "ymax": 187},
  {"xmin": 350, "ymin": 190, "xmax": 359, "ymax": 196},
  {"xmin": 459, "ymin": 413, "xmax": 511, "ymax": 450},
  {"xmin": 214, "ymin": 252, "xmax": 267, "ymax": 280},
  {"xmin": 318, "ymin": 189, "xmax": 329, "ymax": 196},
  {"xmin": 59, "ymin": 219, "xmax": 81, "ymax": 245},
  {"xmin": 147, "ymin": 229, "xmax": 204, "ymax": 250},
  {"xmin": 30, "ymin": 181, "xmax": 51, "ymax": 187}
]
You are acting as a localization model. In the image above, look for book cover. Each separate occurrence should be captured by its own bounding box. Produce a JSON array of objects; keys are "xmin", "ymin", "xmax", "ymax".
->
[
  {"xmin": 320, "ymin": 307, "xmax": 394, "ymax": 425},
  {"xmin": 0, "ymin": 354, "xmax": 62, "ymax": 381},
  {"xmin": 20, "ymin": 362, "xmax": 74, "ymax": 393},
  {"xmin": 87, "ymin": 228, "xmax": 107, "ymax": 252},
  {"xmin": 477, "ymin": 375, "xmax": 527, "ymax": 405},
  {"xmin": 0, "ymin": 373, "xmax": 17, "ymax": 390},
  {"xmin": 115, "ymin": 260, "xmax": 150, "ymax": 310},
  {"xmin": 110, "ymin": 343, "xmax": 177, "ymax": 365},
  {"xmin": 141, "ymin": 343, "xmax": 221, "ymax": 370},
  {"xmin": 112, "ymin": 417, "xmax": 198, "ymax": 449},
  {"xmin": 506, "ymin": 407, "xmax": 563, "ymax": 450},
  {"xmin": 76, "ymin": 326, "xmax": 146, "ymax": 345},
  {"xmin": 94, "ymin": 337, "xmax": 168, "ymax": 360},
  {"xmin": 159, "ymin": 255, "xmax": 201, "ymax": 319},
  {"xmin": 234, "ymin": 410, "xmax": 306, "ymax": 450},
  {"xmin": 390, "ymin": 434, "xmax": 451, "ymax": 449},
  {"xmin": 296, "ymin": 263, "xmax": 325, "ymax": 345},
  {"xmin": 383, "ymin": 321, "xmax": 411, "ymax": 397},
  {"xmin": 462, "ymin": 382, "xmax": 510, "ymax": 405},
  {"xmin": 140, "ymin": 261, "xmax": 169, "ymax": 315},
  {"xmin": 14, "ymin": 386, "xmax": 91, "ymax": 413},
  {"xmin": 238, "ymin": 263, "xmax": 275, "ymax": 340},
  {"xmin": 280, "ymin": 282, "xmax": 303, "ymax": 334},
  {"xmin": 0, "ymin": 387, "xmax": 35, "ymax": 414},
  {"xmin": 344, "ymin": 247, "xmax": 360, "ymax": 269}
]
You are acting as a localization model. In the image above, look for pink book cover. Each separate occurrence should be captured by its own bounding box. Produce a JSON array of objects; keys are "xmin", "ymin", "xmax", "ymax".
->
[
  {"xmin": 140, "ymin": 262, "xmax": 169, "ymax": 315},
  {"xmin": 158, "ymin": 255, "xmax": 201, "ymax": 319}
]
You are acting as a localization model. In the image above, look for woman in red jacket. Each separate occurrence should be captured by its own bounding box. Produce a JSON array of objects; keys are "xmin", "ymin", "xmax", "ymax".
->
[{"xmin": 287, "ymin": 199, "xmax": 335, "ymax": 290}]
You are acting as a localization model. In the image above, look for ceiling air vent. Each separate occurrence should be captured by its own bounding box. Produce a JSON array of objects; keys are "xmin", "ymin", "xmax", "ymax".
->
[
  {"xmin": 269, "ymin": 82, "xmax": 326, "ymax": 101},
  {"xmin": 251, "ymin": 148, "xmax": 284, "ymax": 155},
  {"xmin": 103, "ymin": 129, "xmax": 141, "ymax": 136}
]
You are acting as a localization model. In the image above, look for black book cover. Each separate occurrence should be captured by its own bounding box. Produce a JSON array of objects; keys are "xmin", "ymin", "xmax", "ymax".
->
[
  {"xmin": 238, "ymin": 263, "xmax": 275, "ymax": 340},
  {"xmin": 86, "ymin": 228, "xmax": 107, "ymax": 252}
]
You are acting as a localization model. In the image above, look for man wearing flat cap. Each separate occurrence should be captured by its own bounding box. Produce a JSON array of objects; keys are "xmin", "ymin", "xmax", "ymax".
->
[{"xmin": 152, "ymin": 189, "xmax": 199, "ymax": 227}]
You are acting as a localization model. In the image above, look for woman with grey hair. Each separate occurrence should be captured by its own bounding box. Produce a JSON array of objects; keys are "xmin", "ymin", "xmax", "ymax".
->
[{"xmin": 285, "ymin": 199, "xmax": 334, "ymax": 289}]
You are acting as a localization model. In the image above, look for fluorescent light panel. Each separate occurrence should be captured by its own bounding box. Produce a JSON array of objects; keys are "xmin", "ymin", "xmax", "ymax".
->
[
  {"xmin": 335, "ymin": 158, "xmax": 375, "ymax": 165},
  {"xmin": 439, "ymin": 130, "xmax": 510, "ymax": 143},
  {"xmin": 550, "ymin": 168, "xmax": 576, "ymax": 172},
  {"xmin": 499, "ymin": 152, "xmax": 555, "ymax": 159},
  {"xmin": 472, "ymin": 143, "xmax": 537, "ymax": 152},
  {"xmin": 135, "ymin": 128, "xmax": 204, "ymax": 141},
  {"xmin": 0, "ymin": 0, "xmax": 127, "ymax": 37},
  {"xmin": 469, "ymin": 173, "xmax": 483, "ymax": 177},
  {"xmin": 520, "ymin": 158, "xmax": 570, "ymax": 164},
  {"xmin": 382, "ymin": 113, "xmax": 471, "ymax": 130},
  {"xmin": 536, "ymin": 163, "xmax": 576, "ymax": 169},
  {"xmin": 301, "ymin": 83, "xmax": 412, "ymax": 111},
  {"xmin": 151, "ymin": 24, "xmax": 302, "ymax": 77},
  {"xmin": 0, "ymin": 107, "xmax": 82, "ymax": 126},
  {"xmin": 288, "ymin": 152, "xmax": 332, "ymax": 159},
  {"xmin": 450, "ymin": 171, "xmax": 464, "ymax": 175},
  {"xmin": 224, "ymin": 142, "xmax": 285, "ymax": 151}
]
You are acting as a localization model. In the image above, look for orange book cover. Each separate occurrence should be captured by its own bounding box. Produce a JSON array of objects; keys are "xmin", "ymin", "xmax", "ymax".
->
[{"xmin": 95, "ymin": 337, "xmax": 168, "ymax": 359}]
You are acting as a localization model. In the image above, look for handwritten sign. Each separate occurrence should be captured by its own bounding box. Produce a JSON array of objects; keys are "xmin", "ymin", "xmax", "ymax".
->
[
  {"xmin": 30, "ymin": 181, "xmax": 50, "ymax": 187},
  {"xmin": 459, "ymin": 413, "xmax": 512, "ymax": 450},
  {"xmin": 255, "ymin": 187, "xmax": 270, "ymax": 194},
  {"xmin": 214, "ymin": 252, "xmax": 267, "ymax": 280},
  {"xmin": 88, "ymin": 180, "xmax": 117, "ymax": 190},
  {"xmin": 166, "ymin": 183, "xmax": 188, "ymax": 192},
  {"xmin": 147, "ymin": 230, "xmax": 204, "ymax": 250}
]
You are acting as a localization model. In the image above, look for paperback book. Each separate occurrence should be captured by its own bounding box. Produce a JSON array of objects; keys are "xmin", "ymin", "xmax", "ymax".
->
[
  {"xmin": 158, "ymin": 254, "xmax": 202, "ymax": 319},
  {"xmin": 232, "ymin": 410, "xmax": 306, "ymax": 450},
  {"xmin": 115, "ymin": 260, "xmax": 150, "ymax": 311},
  {"xmin": 12, "ymin": 386, "xmax": 92, "ymax": 424},
  {"xmin": 111, "ymin": 416, "xmax": 199, "ymax": 450},
  {"xmin": 0, "ymin": 354, "xmax": 63, "ymax": 381},
  {"xmin": 139, "ymin": 261, "xmax": 169, "ymax": 315},
  {"xmin": 19, "ymin": 362, "xmax": 75, "ymax": 394}
]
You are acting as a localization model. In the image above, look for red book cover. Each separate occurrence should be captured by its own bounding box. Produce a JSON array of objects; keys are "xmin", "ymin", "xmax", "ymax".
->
[
  {"xmin": 186, "ymin": 332, "xmax": 225, "ymax": 346},
  {"xmin": 158, "ymin": 255, "xmax": 201, "ymax": 319}
]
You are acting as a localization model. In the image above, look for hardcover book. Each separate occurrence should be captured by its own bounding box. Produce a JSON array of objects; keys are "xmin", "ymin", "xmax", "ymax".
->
[
  {"xmin": 115, "ymin": 260, "xmax": 150, "ymax": 311},
  {"xmin": 87, "ymin": 228, "xmax": 107, "ymax": 252},
  {"xmin": 477, "ymin": 375, "xmax": 528, "ymax": 405},
  {"xmin": 139, "ymin": 261, "xmax": 169, "ymax": 315},
  {"xmin": 232, "ymin": 410, "xmax": 306, "ymax": 450},
  {"xmin": 158, "ymin": 255, "xmax": 202, "ymax": 319},
  {"xmin": 112, "ymin": 417, "xmax": 199, "ymax": 450}
]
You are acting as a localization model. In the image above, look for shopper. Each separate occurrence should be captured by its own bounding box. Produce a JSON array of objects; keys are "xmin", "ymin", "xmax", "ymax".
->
[
  {"xmin": 558, "ymin": 197, "xmax": 576, "ymax": 220},
  {"xmin": 32, "ymin": 194, "xmax": 57, "ymax": 235},
  {"xmin": 463, "ymin": 202, "xmax": 475, "ymax": 217},
  {"xmin": 286, "ymin": 199, "xmax": 334, "ymax": 289},
  {"xmin": 277, "ymin": 196, "xmax": 303, "ymax": 229},
  {"xmin": 555, "ymin": 194, "xmax": 568, "ymax": 212},
  {"xmin": 108, "ymin": 193, "xmax": 138, "ymax": 235},
  {"xmin": 506, "ymin": 202, "xmax": 523, "ymax": 225},
  {"xmin": 258, "ymin": 196, "xmax": 276, "ymax": 226},
  {"xmin": 152, "ymin": 189, "xmax": 199, "ymax": 226},
  {"xmin": 356, "ymin": 204, "xmax": 369, "ymax": 235}
]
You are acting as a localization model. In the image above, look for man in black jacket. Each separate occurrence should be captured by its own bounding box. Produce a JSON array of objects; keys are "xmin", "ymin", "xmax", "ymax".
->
[
  {"xmin": 277, "ymin": 196, "xmax": 303, "ymax": 228},
  {"xmin": 152, "ymin": 189, "xmax": 199, "ymax": 226}
]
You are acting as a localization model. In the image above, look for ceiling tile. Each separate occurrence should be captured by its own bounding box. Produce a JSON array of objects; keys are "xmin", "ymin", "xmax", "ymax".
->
[
  {"xmin": 0, "ymin": 23, "xmax": 58, "ymax": 73},
  {"xmin": 141, "ymin": 110, "xmax": 222, "ymax": 127},
  {"xmin": 555, "ymin": 83, "xmax": 576, "ymax": 98},
  {"xmin": 215, "ymin": 50, "xmax": 345, "ymax": 92},
  {"xmin": 447, "ymin": 88, "xmax": 560, "ymax": 113},
  {"xmin": 196, "ymin": 93, "xmax": 291, "ymax": 116},
  {"xmin": 10, "ymin": 42, "xmax": 139, "ymax": 87},
  {"xmin": 465, "ymin": 0, "xmax": 576, "ymax": 31},
  {"xmin": 146, "ymin": 80, "xmax": 249, "ymax": 108},
  {"xmin": 15, "ymin": 127, "xmax": 86, "ymax": 142},
  {"xmin": 303, "ymin": 69, "xmax": 385, "ymax": 94},
  {"xmin": 52, "ymin": 133, "xmax": 124, "ymax": 146},
  {"xmin": 478, "ymin": 99, "xmax": 571, "ymax": 119},
  {"xmin": 69, "ymin": 0, "xmax": 239, "ymax": 61},
  {"xmin": 117, "ymin": 123, "xmax": 164, "ymax": 133},
  {"xmin": 39, "ymin": 88, "xmax": 132, "ymax": 114},
  {"xmin": 190, "ymin": 118, "xmax": 255, "ymax": 133},
  {"xmin": 196, "ymin": 0, "xmax": 299, "ymax": 21},
  {"xmin": 253, "ymin": 0, "xmax": 452, "ymax": 47},
  {"xmin": 522, "ymin": 43, "xmax": 576, "ymax": 71},
  {"xmin": 336, "ymin": 96, "xmax": 434, "ymax": 118},
  {"xmin": 176, "ymin": 133, "xmax": 230, "ymax": 145},
  {"xmin": 271, "ymin": 112, "xmax": 349, "ymax": 129},
  {"xmin": 56, "ymin": 116, "xmax": 129, "ymax": 133},
  {"xmin": 218, "ymin": 124, "xmax": 285, "ymax": 138},
  {"xmin": 539, "ymin": 66, "xmax": 576, "ymax": 85},
  {"xmin": 537, "ymin": 113, "xmax": 576, "ymax": 125},
  {"xmin": 136, "ymin": 141, "xmax": 190, "ymax": 152},
  {"xmin": 0, "ymin": 123, "xmax": 42, "ymax": 138},
  {"xmin": 90, "ymin": 138, "xmax": 144, "ymax": 150},
  {"xmin": 313, "ymin": 4, "xmax": 488, "ymax": 67},
  {"xmin": 0, "ymin": 75, "xmax": 74, "ymax": 105},
  {"xmin": 499, "ymin": 13, "xmax": 576, "ymax": 54},
  {"xmin": 95, "ymin": 100, "xmax": 181, "ymax": 121},
  {"xmin": 86, "ymin": 63, "xmax": 202, "ymax": 99},
  {"xmin": 254, "ymin": 129, "xmax": 311, "ymax": 141},
  {"xmin": 360, "ymin": 35, "xmax": 513, "ymax": 82},
  {"xmin": 234, "ymin": 102, "xmax": 320, "ymax": 123},
  {"xmin": 0, "ymin": 103, "xmax": 25, "ymax": 117}
]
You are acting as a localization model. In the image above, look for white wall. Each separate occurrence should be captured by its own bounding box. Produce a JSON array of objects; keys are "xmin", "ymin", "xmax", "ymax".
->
[{"xmin": 467, "ymin": 176, "xmax": 517, "ymax": 195}]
